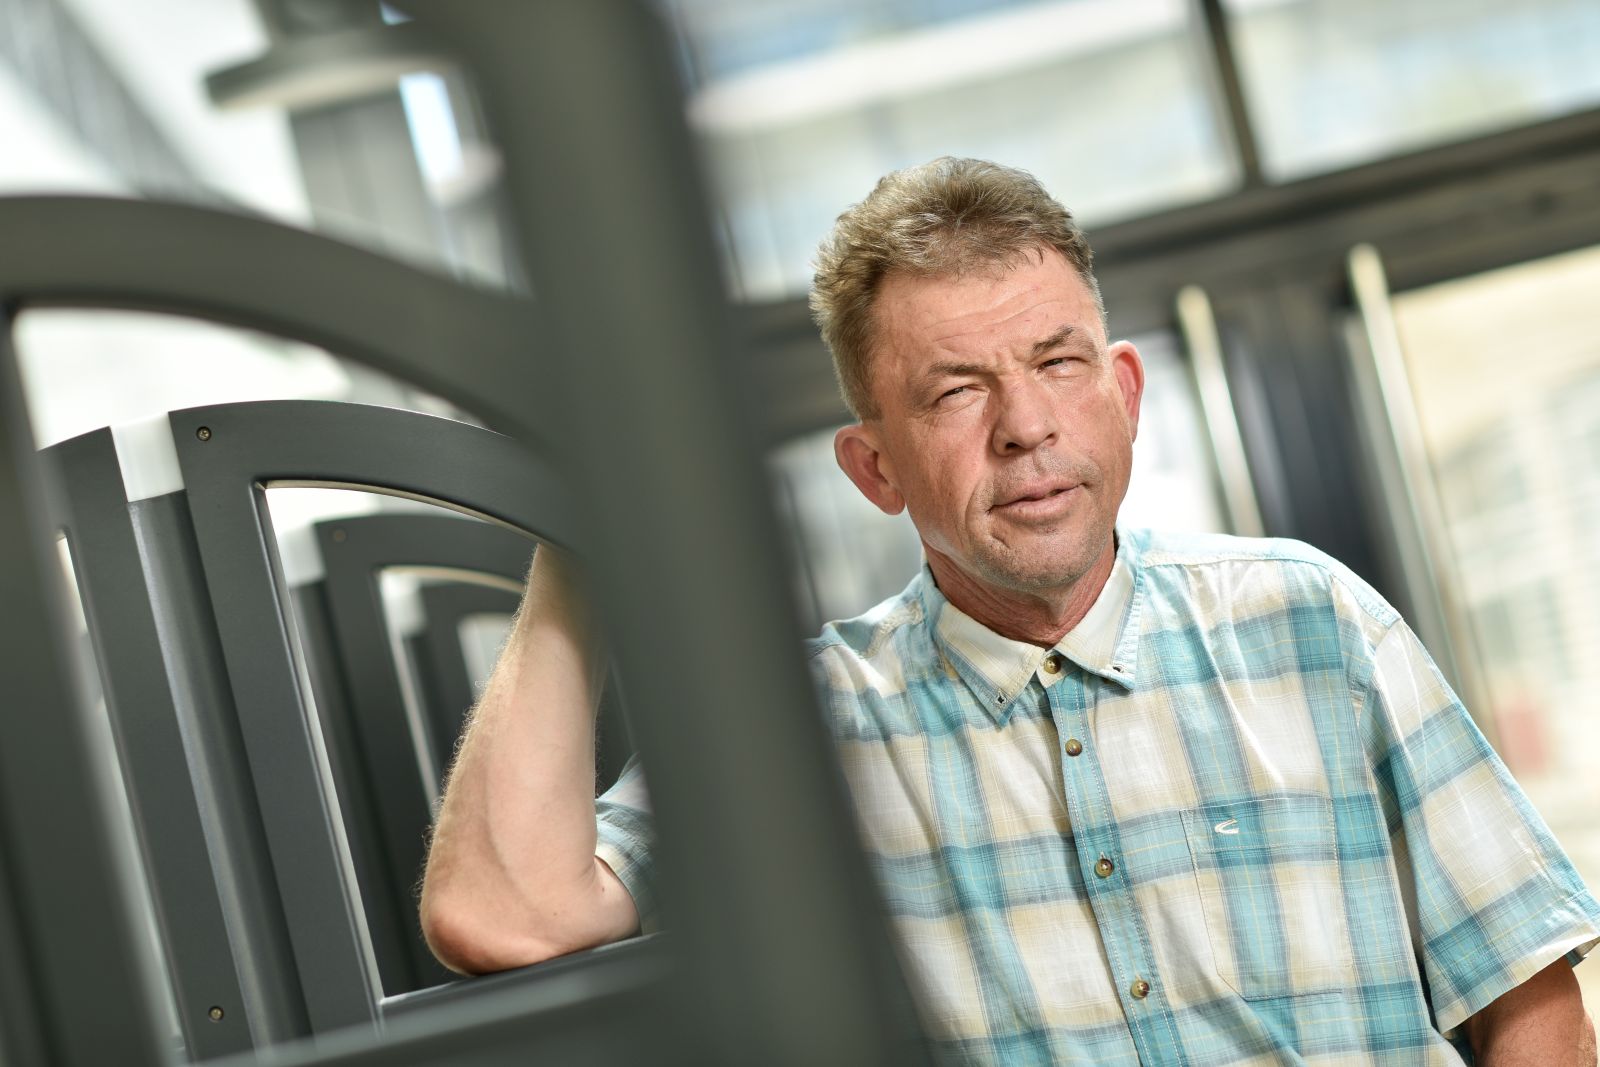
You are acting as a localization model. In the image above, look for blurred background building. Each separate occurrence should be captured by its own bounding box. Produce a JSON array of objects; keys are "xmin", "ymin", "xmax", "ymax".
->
[{"xmin": 3, "ymin": 0, "xmax": 1599, "ymax": 1017}]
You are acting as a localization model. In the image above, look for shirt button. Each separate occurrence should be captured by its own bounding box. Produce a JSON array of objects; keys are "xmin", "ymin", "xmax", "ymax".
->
[
  {"xmin": 1043, "ymin": 653, "xmax": 1063, "ymax": 675},
  {"xmin": 1064, "ymin": 738, "xmax": 1084, "ymax": 757},
  {"xmin": 1094, "ymin": 856, "xmax": 1114, "ymax": 878},
  {"xmin": 1130, "ymin": 977, "xmax": 1150, "ymax": 1000}
]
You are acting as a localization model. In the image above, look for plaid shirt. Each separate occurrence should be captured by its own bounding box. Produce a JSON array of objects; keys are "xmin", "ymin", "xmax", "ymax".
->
[{"xmin": 595, "ymin": 529, "xmax": 1600, "ymax": 1065}]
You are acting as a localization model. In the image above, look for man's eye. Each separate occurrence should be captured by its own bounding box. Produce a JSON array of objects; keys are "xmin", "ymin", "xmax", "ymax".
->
[
  {"xmin": 939, "ymin": 385, "xmax": 968, "ymax": 400},
  {"xmin": 1041, "ymin": 357, "xmax": 1069, "ymax": 369}
]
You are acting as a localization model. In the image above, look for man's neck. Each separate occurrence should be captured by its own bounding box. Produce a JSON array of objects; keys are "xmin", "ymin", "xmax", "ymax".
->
[{"xmin": 925, "ymin": 539, "xmax": 1116, "ymax": 648}]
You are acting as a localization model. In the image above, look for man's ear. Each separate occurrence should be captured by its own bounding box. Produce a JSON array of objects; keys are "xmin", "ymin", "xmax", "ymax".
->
[
  {"xmin": 1109, "ymin": 340, "xmax": 1145, "ymax": 441},
  {"xmin": 834, "ymin": 424, "xmax": 906, "ymax": 516}
]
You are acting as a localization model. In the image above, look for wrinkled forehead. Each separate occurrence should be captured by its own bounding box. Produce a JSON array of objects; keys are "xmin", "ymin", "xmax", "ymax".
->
[{"xmin": 870, "ymin": 249, "xmax": 1105, "ymax": 354}]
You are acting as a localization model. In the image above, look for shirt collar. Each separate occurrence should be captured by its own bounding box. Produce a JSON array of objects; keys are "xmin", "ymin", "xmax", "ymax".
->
[{"xmin": 920, "ymin": 529, "xmax": 1143, "ymax": 724}]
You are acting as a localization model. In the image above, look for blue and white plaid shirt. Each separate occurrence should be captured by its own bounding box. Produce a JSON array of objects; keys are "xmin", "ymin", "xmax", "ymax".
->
[{"xmin": 595, "ymin": 529, "xmax": 1600, "ymax": 1065}]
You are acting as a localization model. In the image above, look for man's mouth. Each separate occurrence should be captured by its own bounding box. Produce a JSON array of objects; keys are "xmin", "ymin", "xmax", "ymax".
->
[{"xmin": 991, "ymin": 483, "xmax": 1080, "ymax": 516}]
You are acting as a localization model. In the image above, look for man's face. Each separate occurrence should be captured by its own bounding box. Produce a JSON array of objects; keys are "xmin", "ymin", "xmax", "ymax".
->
[{"xmin": 835, "ymin": 248, "xmax": 1143, "ymax": 599}]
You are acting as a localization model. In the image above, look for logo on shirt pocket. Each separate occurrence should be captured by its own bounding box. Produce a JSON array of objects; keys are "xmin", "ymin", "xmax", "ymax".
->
[{"xmin": 1181, "ymin": 795, "xmax": 1356, "ymax": 1000}]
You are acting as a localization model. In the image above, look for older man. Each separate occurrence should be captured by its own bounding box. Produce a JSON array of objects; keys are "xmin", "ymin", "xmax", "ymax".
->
[{"xmin": 421, "ymin": 158, "xmax": 1599, "ymax": 1065}]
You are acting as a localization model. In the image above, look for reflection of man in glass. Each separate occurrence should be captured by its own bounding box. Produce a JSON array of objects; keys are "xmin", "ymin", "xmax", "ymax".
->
[{"xmin": 422, "ymin": 158, "xmax": 1599, "ymax": 1065}]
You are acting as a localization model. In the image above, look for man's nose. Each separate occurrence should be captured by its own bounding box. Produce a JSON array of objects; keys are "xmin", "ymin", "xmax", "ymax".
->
[{"xmin": 991, "ymin": 379, "xmax": 1058, "ymax": 454}]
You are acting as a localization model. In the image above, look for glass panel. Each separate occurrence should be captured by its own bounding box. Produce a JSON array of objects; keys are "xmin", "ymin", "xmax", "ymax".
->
[
  {"xmin": 1389, "ymin": 243, "xmax": 1600, "ymax": 1007},
  {"xmin": 1119, "ymin": 330, "xmax": 1230, "ymax": 536},
  {"xmin": 768, "ymin": 329, "xmax": 1229, "ymax": 632},
  {"xmin": 1225, "ymin": 0, "xmax": 1600, "ymax": 179},
  {"xmin": 0, "ymin": 1, "xmax": 503, "ymax": 280},
  {"xmin": 0, "ymin": 0, "xmax": 305, "ymax": 213},
  {"xmin": 458, "ymin": 611, "xmax": 515, "ymax": 695},
  {"xmin": 669, "ymin": 0, "xmax": 1236, "ymax": 299},
  {"xmin": 768, "ymin": 421, "xmax": 924, "ymax": 633}
]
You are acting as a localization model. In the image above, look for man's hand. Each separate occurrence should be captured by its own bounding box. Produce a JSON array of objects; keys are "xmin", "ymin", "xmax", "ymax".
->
[{"xmin": 1463, "ymin": 958, "xmax": 1596, "ymax": 1066}]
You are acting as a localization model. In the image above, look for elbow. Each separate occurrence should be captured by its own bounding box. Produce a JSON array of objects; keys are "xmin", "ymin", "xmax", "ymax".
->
[
  {"xmin": 418, "ymin": 889, "xmax": 502, "ymax": 976},
  {"xmin": 419, "ymin": 884, "xmax": 565, "ymax": 976}
]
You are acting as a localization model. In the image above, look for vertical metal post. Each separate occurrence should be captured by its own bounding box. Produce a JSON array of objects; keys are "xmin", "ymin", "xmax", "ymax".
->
[
  {"xmin": 0, "ymin": 321, "xmax": 169, "ymax": 1067},
  {"xmin": 45, "ymin": 430, "xmax": 259, "ymax": 1059},
  {"xmin": 408, "ymin": 2, "xmax": 932, "ymax": 1063},
  {"xmin": 128, "ymin": 488, "xmax": 318, "ymax": 1046}
]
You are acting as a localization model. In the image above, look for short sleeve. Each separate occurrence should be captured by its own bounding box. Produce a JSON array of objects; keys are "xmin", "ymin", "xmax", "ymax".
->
[
  {"xmin": 594, "ymin": 755, "xmax": 661, "ymax": 933},
  {"xmin": 1364, "ymin": 619, "xmax": 1600, "ymax": 1032}
]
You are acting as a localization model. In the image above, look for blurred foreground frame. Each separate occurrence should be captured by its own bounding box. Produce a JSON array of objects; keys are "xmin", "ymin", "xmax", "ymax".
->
[{"xmin": 0, "ymin": 2, "xmax": 935, "ymax": 1065}]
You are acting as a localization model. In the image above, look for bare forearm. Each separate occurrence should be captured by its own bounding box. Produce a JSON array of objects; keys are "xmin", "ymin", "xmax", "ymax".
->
[
  {"xmin": 1466, "ymin": 960, "xmax": 1596, "ymax": 1067},
  {"xmin": 420, "ymin": 547, "xmax": 637, "ymax": 972}
]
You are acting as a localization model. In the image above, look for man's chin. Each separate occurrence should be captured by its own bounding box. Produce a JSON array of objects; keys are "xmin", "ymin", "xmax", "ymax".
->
[
  {"xmin": 972, "ymin": 553, "xmax": 1095, "ymax": 597},
  {"xmin": 971, "ymin": 530, "xmax": 1115, "ymax": 593}
]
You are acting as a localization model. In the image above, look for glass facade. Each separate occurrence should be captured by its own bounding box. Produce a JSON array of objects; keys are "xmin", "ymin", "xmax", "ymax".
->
[
  {"xmin": 1389, "ymin": 243, "xmax": 1600, "ymax": 1007},
  {"xmin": 671, "ymin": 0, "xmax": 1235, "ymax": 298},
  {"xmin": 1226, "ymin": 0, "xmax": 1600, "ymax": 178}
]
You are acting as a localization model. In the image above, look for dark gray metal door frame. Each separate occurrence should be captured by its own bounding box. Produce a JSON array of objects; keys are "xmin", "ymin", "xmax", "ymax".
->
[
  {"xmin": 307, "ymin": 513, "xmax": 534, "ymax": 993},
  {"xmin": 0, "ymin": 324, "xmax": 172, "ymax": 1067},
  {"xmin": 164, "ymin": 399, "xmax": 573, "ymax": 1033},
  {"xmin": 309, "ymin": 511, "xmax": 636, "ymax": 994},
  {"xmin": 0, "ymin": 1, "xmax": 936, "ymax": 1062},
  {"xmin": 41, "ymin": 428, "xmax": 264, "ymax": 1059},
  {"xmin": 411, "ymin": 3, "xmax": 936, "ymax": 1062}
]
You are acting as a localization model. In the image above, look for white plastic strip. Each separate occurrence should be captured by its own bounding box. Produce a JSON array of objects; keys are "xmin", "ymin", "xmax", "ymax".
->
[{"xmin": 110, "ymin": 414, "xmax": 183, "ymax": 501}]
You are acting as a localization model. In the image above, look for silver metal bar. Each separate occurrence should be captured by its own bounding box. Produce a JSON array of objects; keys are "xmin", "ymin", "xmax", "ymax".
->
[
  {"xmin": 1175, "ymin": 285, "xmax": 1266, "ymax": 538},
  {"xmin": 1345, "ymin": 244, "xmax": 1493, "ymax": 729},
  {"xmin": 207, "ymin": 21, "xmax": 446, "ymax": 112},
  {"xmin": 1191, "ymin": 0, "xmax": 1264, "ymax": 187}
]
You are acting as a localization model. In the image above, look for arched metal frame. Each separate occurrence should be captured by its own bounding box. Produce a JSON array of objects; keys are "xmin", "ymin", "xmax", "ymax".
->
[
  {"xmin": 162, "ymin": 399, "xmax": 573, "ymax": 1032},
  {"xmin": 301, "ymin": 510, "xmax": 553, "ymax": 994},
  {"xmin": 0, "ymin": 2, "xmax": 932, "ymax": 1064},
  {"xmin": 310, "ymin": 512, "xmax": 535, "ymax": 775},
  {"xmin": 0, "ymin": 340, "xmax": 172, "ymax": 1067},
  {"xmin": 39, "ymin": 428, "xmax": 258, "ymax": 1061},
  {"xmin": 407, "ymin": 578, "xmax": 641, "ymax": 795}
]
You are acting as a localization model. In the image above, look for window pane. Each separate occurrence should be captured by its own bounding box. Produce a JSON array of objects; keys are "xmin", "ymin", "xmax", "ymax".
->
[
  {"xmin": 1119, "ymin": 331, "xmax": 1230, "ymax": 536},
  {"xmin": 767, "ymin": 423, "xmax": 924, "ymax": 632},
  {"xmin": 13, "ymin": 309, "xmax": 473, "ymax": 450},
  {"xmin": 671, "ymin": 0, "xmax": 1236, "ymax": 299},
  {"xmin": 1389, "ymin": 243, "xmax": 1600, "ymax": 1008},
  {"xmin": 1226, "ymin": 0, "xmax": 1600, "ymax": 179}
]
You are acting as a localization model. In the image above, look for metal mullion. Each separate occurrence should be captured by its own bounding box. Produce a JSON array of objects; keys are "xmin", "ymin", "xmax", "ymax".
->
[
  {"xmin": 0, "ymin": 316, "xmax": 169, "ymax": 1067},
  {"xmin": 45, "ymin": 430, "xmax": 260, "ymax": 1058},
  {"xmin": 1192, "ymin": 0, "xmax": 1264, "ymax": 189},
  {"xmin": 409, "ymin": 2, "xmax": 934, "ymax": 1063}
]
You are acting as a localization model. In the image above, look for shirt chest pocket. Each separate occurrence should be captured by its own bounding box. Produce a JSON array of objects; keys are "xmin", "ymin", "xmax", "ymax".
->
[{"xmin": 1181, "ymin": 795, "xmax": 1357, "ymax": 1000}]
